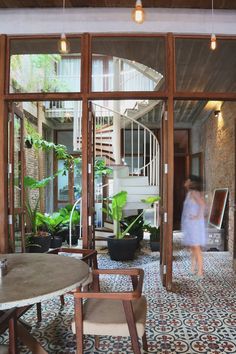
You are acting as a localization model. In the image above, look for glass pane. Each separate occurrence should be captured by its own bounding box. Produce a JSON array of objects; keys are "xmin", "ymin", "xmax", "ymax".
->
[
  {"xmin": 10, "ymin": 38, "xmax": 81, "ymax": 93},
  {"xmin": 14, "ymin": 114, "xmax": 22, "ymax": 208},
  {"xmin": 74, "ymin": 159, "xmax": 82, "ymax": 200},
  {"xmin": 57, "ymin": 160, "xmax": 69, "ymax": 201},
  {"xmin": 175, "ymin": 38, "xmax": 236, "ymax": 92},
  {"xmin": 92, "ymin": 37, "xmax": 165, "ymax": 92}
]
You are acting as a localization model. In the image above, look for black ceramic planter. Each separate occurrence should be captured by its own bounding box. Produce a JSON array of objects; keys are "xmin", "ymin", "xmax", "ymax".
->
[
  {"xmin": 107, "ymin": 235, "xmax": 137, "ymax": 261},
  {"xmin": 28, "ymin": 235, "xmax": 51, "ymax": 253},
  {"xmin": 50, "ymin": 236, "xmax": 63, "ymax": 249},
  {"xmin": 150, "ymin": 241, "xmax": 160, "ymax": 252}
]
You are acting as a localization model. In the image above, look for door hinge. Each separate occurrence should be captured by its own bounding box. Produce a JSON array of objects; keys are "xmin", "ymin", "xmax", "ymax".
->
[
  {"xmin": 88, "ymin": 163, "xmax": 91, "ymax": 174},
  {"xmin": 88, "ymin": 216, "xmax": 92, "ymax": 226},
  {"xmin": 164, "ymin": 111, "xmax": 168, "ymax": 120},
  {"xmin": 163, "ymin": 264, "xmax": 167, "ymax": 274},
  {"xmin": 8, "ymin": 163, "xmax": 12, "ymax": 174},
  {"xmin": 8, "ymin": 215, "xmax": 13, "ymax": 225},
  {"xmin": 164, "ymin": 163, "xmax": 168, "ymax": 174},
  {"xmin": 164, "ymin": 212, "xmax": 168, "ymax": 223}
]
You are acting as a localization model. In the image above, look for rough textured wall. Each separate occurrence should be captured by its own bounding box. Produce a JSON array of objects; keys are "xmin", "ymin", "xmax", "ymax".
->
[{"xmin": 202, "ymin": 102, "xmax": 236, "ymax": 253}]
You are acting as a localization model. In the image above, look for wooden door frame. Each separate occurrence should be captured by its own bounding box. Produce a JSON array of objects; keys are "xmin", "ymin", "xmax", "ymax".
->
[
  {"xmin": 0, "ymin": 35, "xmax": 8, "ymax": 253},
  {"xmin": 8, "ymin": 103, "xmax": 25, "ymax": 252},
  {"xmin": 234, "ymin": 120, "xmax": 236, "ymax": 271}
]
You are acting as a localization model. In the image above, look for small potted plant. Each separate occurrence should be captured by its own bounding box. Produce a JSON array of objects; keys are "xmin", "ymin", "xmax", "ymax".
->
[
  {"xmin": 58, "ymin": 204, "xmax": 80, "ymax": 245},
  {"xmin": 104, "ymin": 191, "xmax": 144, "ymax": 261},
  {"xmin": 36, "ymin": 212, "xmax": 64, "ymax": 248},
  {"xmin": 144, "ymin": 224, "xmax": 160, "ymax": 252},
  {"xmin": 24, "ymin": 176, "xmax": 52, "ymax": 253}
]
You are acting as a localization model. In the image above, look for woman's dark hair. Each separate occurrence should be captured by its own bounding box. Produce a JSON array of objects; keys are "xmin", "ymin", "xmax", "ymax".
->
[{"xmin": 189, "ymin": 175, "xmax": 203, "ymax": 191}]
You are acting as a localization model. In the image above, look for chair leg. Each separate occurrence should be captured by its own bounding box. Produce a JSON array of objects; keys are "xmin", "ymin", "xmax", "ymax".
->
[
  {"xmin": 60, "ymin": 295, "xmax": 65, "ymax": 307},
  {"xmin": 8, "ymin": 314, "xmax": 17, "ymax": 354},
  {"xmin": 142, "ymin": 332, "xmax": 148, "ymax": 352},
  {"xmin": 122, "ymin": 301, "xmax": 141, "ymax": 354},
  {"xmin": 36, "ymin": 303, "xmax": 42, "ymax": 322},
  {"xmin": 74, "ymin": 298, "xmax": 84, "ymax": 354},
  {"xmin": 94, "ymin": 335, "xmax": 100, "ymax": 349}
]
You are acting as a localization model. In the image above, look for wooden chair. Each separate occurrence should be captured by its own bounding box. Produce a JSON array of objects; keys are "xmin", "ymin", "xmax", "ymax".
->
[
  {"xmin": 72, "ymin": 268, "xmax": 147, "ymax": 354},
  {"xmin": 36, "ymin": 247, "xmax": 98, "ymax": 321},
  {"xmin": 0, "ymin": 308, "xmax": 17, "ymax": 354}
]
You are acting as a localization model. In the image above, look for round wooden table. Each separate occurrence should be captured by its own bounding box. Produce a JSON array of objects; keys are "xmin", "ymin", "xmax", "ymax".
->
[
  {"xmin": 0, "ymin": 253, "xmax": 90, "ymax": 354},
  {"xmin": 0, "ymin": 253, "xmax": 89, "ymax": 310}
]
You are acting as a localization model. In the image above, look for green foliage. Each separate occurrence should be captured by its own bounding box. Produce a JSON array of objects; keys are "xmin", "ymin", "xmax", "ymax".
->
[
  {"xmin": 103, "ymin": 191, "xmax": 143, "ymax": 239},
  {"xmin": 121, "ymin": 212, "xmax": 144, "ymax": 236},
  {"xmin": 36, "ymin": 212, "xmax": 64, "ymax": 237},
  {"xmin": 58, "ymin": 204, "xmax": 80, "ymax": 226},
  {"xmin": 141, "ymin": 196, "xmax": 161, "ymax": 205},
  {"xmin": 94, "ymin": 159, "xmax": 112, "ymax": 176},
  {"xmin": 25, "ymin": 121, "xmax": 79, "ymax": 174},
  {"xmin": 24, "ymin": 176, "xmax": 54, "ymax": 235},
  {"xmin": 144, "ymin": 224, "xmax": 160, "ymax": 242}
]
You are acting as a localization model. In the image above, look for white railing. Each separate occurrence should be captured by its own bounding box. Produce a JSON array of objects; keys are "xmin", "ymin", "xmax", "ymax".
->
[
  {"xmin": 69, "ymin": 197, "xmax": 82, "ymax": 248},
  {"xmin": 92, "ymin": 102, "xmax": 160, "ymax": 187}
]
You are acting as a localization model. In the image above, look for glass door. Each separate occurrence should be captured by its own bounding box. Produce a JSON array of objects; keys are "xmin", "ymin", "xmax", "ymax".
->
[{"xmin": 8, "ymin": 103, "xmax": 25, "ymax": 252}]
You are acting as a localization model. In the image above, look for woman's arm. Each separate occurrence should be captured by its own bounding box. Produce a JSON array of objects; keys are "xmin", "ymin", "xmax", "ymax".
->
[{"xmin": 190, "ymin": 191, "xmax": 205, "ymax": 219}]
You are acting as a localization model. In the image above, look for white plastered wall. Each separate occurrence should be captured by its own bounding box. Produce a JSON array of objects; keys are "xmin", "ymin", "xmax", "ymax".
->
[{"xmin": 0, "ymin": 8, "xmax": 235, "ymax": 35}]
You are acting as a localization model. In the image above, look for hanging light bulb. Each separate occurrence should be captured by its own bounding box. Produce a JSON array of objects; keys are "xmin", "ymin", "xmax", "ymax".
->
[
  {"xmin": 210, "ymin": 0, "xmax": 217, "ymax": 50},
  {"xmin": 58, "ymin": 0, "xmax": 70, "ymax": 54},
  {"xmin": 210, "ymin": 33, "xmax": 216, "ymax": 50},
  {"xmin": 132, "ymin": 0, "xmax": 145, "ymax": 24},
  {"xmin": 58, "ymin": 33, "xmax": 70, "ymax": 54}
]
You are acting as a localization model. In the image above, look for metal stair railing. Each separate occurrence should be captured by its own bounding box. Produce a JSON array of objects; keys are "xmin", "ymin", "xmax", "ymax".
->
[{"xmin": 92, "ymin": 102, "xmax": 160, "ymax": 189}]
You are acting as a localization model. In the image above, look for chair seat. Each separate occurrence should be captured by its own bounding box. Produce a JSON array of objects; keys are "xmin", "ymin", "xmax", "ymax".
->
[
  {"xmin": 72, "ymin": 295, "xmax": 147, "ymax": 337},
  {"xmin": 0, "ymin": 344, "xmax": 9, "ymax": 354}
]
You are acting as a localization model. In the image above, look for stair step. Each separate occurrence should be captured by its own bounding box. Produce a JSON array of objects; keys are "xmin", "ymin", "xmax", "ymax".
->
[
  {"xmin": 118, "ymin": 185, "xmax": 158, "ymax": 195},
  {"xmin": 104, "ymin": 221, "xmax": 114, "ymax": 230},
  {"xmin": 95, "ymin": 145, "xmax": 113, "ymax": 154},
  {"xmin": 116, "ymin": 176, "xmax": 149, "ymax": 187},
  {"xmin": 95, "ymin": 229, "xmax": 114, "ymax": 237},
  {"xmin": 123, "ymin": 202, "xmax": 154, "ymax": 210}
]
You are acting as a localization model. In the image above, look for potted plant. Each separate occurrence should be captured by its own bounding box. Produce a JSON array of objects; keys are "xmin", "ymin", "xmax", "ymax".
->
[
  {"xmin": 104, "ymin": 191, "xmax": 144, "ymax": 261},
  {"xmin": 36, "ymin": 212, "xmax": 64, "ymax": 248},
  {"xmin": 121, "ymin": 210, "xmax": 144, "ymax": 247},
  {"xmin": 144, "ymin": 224, "xmax": 160, "ymax": 251},
  {"xmin": 141, "ymin": 195, "xmax": 161, "ymax": 252},
  {"xmin": 58, "ymin": 204, "xmax": 80, "ymax": 245},
  {"xmin": 24, "ymin": 176, "xmax": 52, "ymax": 253}
]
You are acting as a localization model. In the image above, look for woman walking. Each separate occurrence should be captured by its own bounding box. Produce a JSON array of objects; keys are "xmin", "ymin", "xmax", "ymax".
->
[{"xmin": 181, "ymin": 175, "xmax": 206, "ymax": 278}]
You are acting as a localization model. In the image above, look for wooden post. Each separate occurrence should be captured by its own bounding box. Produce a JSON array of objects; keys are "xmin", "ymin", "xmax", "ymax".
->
[
  {"xmin": 166, "ymin": 33, "xmax": 174, "ymax": 290},
  {"xmin": 81, "ymin": 33, "xmax": 93, "ymax": 249},
  {"xmin": 0, "ymin": 35, "xmax": 9, "ymax": 253}
]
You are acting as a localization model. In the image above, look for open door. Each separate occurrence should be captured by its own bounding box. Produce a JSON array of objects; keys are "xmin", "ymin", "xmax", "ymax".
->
[
  {"xmin": 159, "ymin": 101, "xmax": 174, "ymax": 290},
  {"xmin": 159, "ymin": 105, "xmax": 168, "ymax": 286},
  {"xmin": 8, "ymin": 103, "xmax": 25, "ymax": 252}
]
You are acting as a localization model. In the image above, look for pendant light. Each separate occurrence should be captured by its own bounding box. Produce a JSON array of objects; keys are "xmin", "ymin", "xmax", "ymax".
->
[
  {"xmin": 132, "ymin": 0, "xmax": 145, "ymax": 24},
  {"xmin": 210, "ymin": 0, "xmax": 216, "ymax": 50},
  {"xmin": 58, "ymin": 0, "xmax": 70, "ymax": 54}
]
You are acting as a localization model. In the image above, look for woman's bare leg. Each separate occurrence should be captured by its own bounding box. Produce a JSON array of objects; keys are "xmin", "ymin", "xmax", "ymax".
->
[
  {"xmin": 190, "ymin": 246, "xmax": 197, "ymax": 273},
  {"xmin": 195, "ymin": 246, "xmax": 203, "ymax": 276}
]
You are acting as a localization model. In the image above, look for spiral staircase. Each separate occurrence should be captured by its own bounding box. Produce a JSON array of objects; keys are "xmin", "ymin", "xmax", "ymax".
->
[{"xmin": 91, "ymin": 101, "xmax": 161, "ymax": 246}]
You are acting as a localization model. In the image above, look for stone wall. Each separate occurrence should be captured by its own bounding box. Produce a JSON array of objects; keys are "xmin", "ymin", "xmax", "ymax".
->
[{"xmin": 201, "ymin": 102, "xmax": 236, "ymax": 253}]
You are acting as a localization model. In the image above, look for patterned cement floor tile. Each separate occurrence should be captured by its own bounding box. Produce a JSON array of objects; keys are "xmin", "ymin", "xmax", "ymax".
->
[{"xmin": 1, "ymin": 247, "xmax": 236, "ymax": 353}]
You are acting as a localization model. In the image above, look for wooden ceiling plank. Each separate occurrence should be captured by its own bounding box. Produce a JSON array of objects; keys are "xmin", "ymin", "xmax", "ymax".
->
[{"xmin": 0, "ymin": 0, "xmax": 235, "ymax": 9}]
